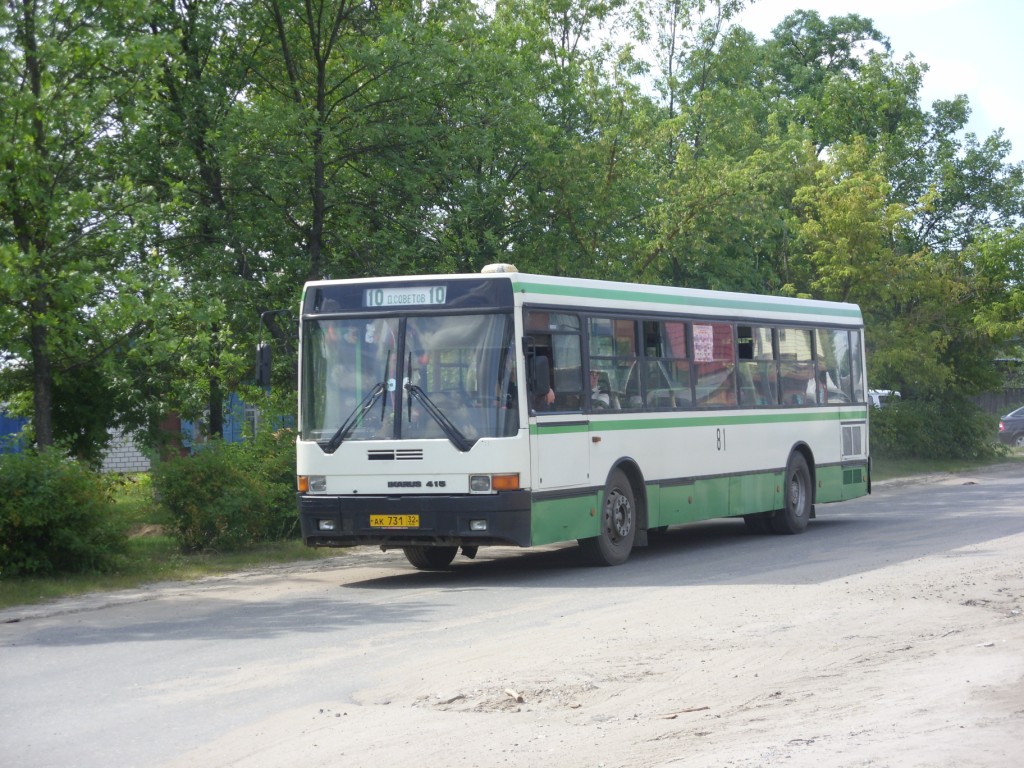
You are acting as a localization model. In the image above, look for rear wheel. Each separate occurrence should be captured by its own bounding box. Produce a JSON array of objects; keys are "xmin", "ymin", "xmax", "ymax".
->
[
  {"xmin": 403, "ymin": 545, "xmax": 458, "ymax": 570},
  {"xmin": 771, "ymin": 453, "xmax": 812, "ymax": 535},
  {"xmin": 579, "ymin": 469, "xmax": 637, "ymax": 566}
]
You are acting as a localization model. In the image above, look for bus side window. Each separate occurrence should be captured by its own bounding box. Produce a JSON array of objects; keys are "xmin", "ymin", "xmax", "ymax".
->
[
  {"xmin": 526, "ymin": 310, "xmax": 582, "ymax": 412},
  {"xmin": 737, "ymin": 326, "xmax": 777, "ymax": 407},
  {"xmin": 778, "ymin": 327, "xmax": 814, "ymax": 405},
  {"xmin": 850, "ymin": 330, "xmax": 866, "ymax": 402},
  {"xmin": 589, "ymin": 317, "xmax": 639, "ymax": 409},
  {"xmin": 642, "ymin": 320, "xmax": 691, "ymax": 409},
  {"xmin": 816, "ymin": 327, "xmax": 855, "ymax": 403},
  {"xmin": 694, "ymin": 322, "xmax": 736, "ymax": 407}
]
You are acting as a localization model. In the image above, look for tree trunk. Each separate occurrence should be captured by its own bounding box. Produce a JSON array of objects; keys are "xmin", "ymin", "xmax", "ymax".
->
[
  {"xmin": 207, "ymin": 322, "xmax": 224, "ymax": 438},
  {"xmin": 29, "ymin": 317, "xmax": 54, "ymax": 447}
]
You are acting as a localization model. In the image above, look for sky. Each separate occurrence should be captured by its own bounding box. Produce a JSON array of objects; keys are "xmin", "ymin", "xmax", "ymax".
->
[{"xmin": 732, "ymin": 0, "xmax": 1024, "ymax": 164}]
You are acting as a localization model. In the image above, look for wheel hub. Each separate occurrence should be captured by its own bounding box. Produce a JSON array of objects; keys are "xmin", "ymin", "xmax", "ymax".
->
[
  {"xmin": 605, "ymin": 491, "xmax": 633, "ymax": 539},
  {"xmin": 789, "ymin": 474, "xmax": 807, "ymax": 516}
]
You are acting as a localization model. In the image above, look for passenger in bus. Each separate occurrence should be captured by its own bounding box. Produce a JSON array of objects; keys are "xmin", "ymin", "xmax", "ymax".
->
[
  {"xmin": 534, "ymin": 386, "xmax": 556, "ymax": 411},
  {"xmin": 808, "ymin": 369, "xmax": 836, "ymax": 403},
  {"xmin": 590, "ymin": 369, "xmax": 611, "ymax": 408},
  {"xmin": 530, "ymin": 348, "xmax": 557, "ymax": 411},
  {"xmin": 816, "ymin": 370, "xmax": 828, "ymax": 403}
]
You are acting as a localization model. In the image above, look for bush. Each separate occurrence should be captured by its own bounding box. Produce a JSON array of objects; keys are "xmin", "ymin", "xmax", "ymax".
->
[
  {"xmin": 152, "ymin": 433, "xmax": 297, "ymax": 553},
  {"xmin": 234, "ymin": 428, "xmax": 299, "ymax": 541},
  {"xmin": 0, "ymin": 449, "xmax": 127, "ymax": 577},
  {"xmin": 870, "ymin": 396, "xmax": 1002, "ymax": 460}
]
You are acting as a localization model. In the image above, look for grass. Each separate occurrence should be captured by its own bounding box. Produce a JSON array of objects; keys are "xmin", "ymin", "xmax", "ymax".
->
[
  {"xmin": 871, "ymin": 449, "xmax": 1024, "ymax": 482},
  {"xmin": 3, "ymin": 451, "xmax": 1022, "ymax": 611},
  {"xmin": 0, "ymin": 473, "xmax": 340, "ymax": 611}
]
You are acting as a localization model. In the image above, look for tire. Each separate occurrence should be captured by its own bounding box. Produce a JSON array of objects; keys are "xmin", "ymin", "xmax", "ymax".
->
[
  {"xmin": 771, "ymin": 452, "xmax": 812, "ymax": 535},
  {"xmin": 402, "ymin": 545, "xmax": 458, "ymax": 570},
  {"xmin": 579, "ymin": 469, "xmax": 637, "ymax": 566},
  {"xmin": 1014, "ymin": 434, "xmax": 1024, "ymax": 449}
]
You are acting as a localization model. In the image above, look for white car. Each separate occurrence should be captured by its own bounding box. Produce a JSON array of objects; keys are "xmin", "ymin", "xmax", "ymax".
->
[{"xmin": 868, "ymin": 389, "xmax": 900, "ymax": 408}]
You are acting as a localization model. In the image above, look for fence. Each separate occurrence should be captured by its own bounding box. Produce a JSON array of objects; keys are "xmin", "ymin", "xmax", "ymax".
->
[{"xmin": 972, "ymin": 388, "xmax": 1024, "ymax": 417}]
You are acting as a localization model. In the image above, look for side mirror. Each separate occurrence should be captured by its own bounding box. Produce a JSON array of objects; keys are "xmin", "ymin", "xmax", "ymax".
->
[
  {"xmin": 528, "ymin": 354, "xmax": 550, "ymax": 398},
  {"xmin": 256, "ymin": 342, "xmax": 272, "ymax": 387}
]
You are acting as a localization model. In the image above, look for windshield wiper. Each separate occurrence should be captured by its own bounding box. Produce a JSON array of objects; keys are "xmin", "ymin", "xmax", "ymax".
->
[
  {"xmin": 321, "ymin": 382, "xmax": 385, "ymax": 454},
  {"xmin": 404, "ymin": 382, "xmax": 476, "ymax": 452},
  {"xmin": 323, "ymin": 349, "xmax": 392, "ymax": 454}
]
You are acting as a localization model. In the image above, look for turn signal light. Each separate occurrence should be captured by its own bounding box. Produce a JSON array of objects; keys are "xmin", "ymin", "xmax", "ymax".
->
[
  {"xmin": 297, "ymin": 475, "xmax": 326, "ymax": 493},
  {"xmin": 491, "ymin": 473, "xmax": 520, "ymax": 491}
]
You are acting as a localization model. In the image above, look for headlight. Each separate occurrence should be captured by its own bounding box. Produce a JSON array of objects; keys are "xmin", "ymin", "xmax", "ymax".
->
[
  {"xmin": 298, "ymin": 475, "xmax": 327, "ymax": 493},
  {"xmin": 469, "ymin": 474, "xmax": 519, "ymax": 493}
]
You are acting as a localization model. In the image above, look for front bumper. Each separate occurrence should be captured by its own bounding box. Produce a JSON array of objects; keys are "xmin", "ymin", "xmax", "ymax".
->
[{"xmin": 299, "ymin": 490, "xmax": 532, "ymax": 548}]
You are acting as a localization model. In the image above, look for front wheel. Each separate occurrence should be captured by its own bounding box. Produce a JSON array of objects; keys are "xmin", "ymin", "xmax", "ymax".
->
[
  {"xmin": 403, "ymin": 545, "xmax": 458, "ymax": 570},
  {"xmin": 579, "ymin": 469, "xmax": 637, "ymax": 566},
  {"xmin": 771, "ymin": 453, "xmax": 812, "ymax": 535}
]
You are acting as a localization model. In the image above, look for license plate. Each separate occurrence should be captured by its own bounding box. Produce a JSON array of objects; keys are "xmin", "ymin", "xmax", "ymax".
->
[{"xmin": 370, "ymin": 514, "xmax": 420, "ymax": 528}]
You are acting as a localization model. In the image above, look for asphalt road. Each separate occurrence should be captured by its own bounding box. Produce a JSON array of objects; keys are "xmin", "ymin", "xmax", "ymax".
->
[{"xmin": 1, "ymin": 463, "xmax": 1022, "ymax": 768}]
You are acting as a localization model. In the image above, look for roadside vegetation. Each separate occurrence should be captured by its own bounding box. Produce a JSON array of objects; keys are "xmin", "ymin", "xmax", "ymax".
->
[
  {"xmin": 2, "ymin": 431, "xmax": 1020, "ymax": 611},
  {"xmin": 871, "ymin": 452, "xmax": 1023, "ymax": 483},
  {"xmin": 0, "ymin": 433, "xmax": 338, "ymax": 610},
  {"xmin": 2, "ymin": 1, "xmax": 1022, "ymax": 468}
]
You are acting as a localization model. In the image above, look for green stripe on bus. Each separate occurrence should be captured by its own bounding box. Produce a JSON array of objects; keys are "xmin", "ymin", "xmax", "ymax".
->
[
  {"xmin": 529, "ymin": 408, "xmax": 867, "ymax": 434},
  {"xmin": 529, "ymin": 422, "xmax": 590, "ymax": 435},
  {"xmin": 513, "ymin": 280, "xmax": 863, "ymax": 321}
]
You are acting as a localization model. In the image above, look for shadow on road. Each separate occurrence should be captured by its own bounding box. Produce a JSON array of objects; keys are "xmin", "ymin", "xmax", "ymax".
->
[
  {"xmin": 6, "ymin": 468, "xmax": 1020, "ymax": 646},
  {"xmin": 345, "ymin": 470, "xmax": 1024, "ymax": 590}
]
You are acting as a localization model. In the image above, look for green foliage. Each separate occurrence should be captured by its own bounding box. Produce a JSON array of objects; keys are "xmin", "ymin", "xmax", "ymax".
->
[
  {"xmin": 971, "ymin": 228, "xmax": 1024, "ymax": 344},
  {"xmin": 869, "ymin": 398, "xmax": 1002, "ymax": 461},
  {"xmin": 152, "ymin": 434, "xmax": 297, "ymax": 554},
  {"xmin": 0, "ymin": 0, "xmax": 175, "ymax": 448},
  {"xmin": 233, "ymin": 428, "xmax": 299, "ymax": 539},
  {"xmin": 2, "ymin": 0, "xmax": 1023, "ymax": 465},
  {"xmin": 0, "ymin": 450, "xmax": 127, "ymax": 577}
]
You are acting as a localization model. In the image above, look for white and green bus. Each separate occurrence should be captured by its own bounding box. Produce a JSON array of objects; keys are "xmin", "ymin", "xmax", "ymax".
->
[{"xmin": 296, "ymin": 265, "xmax": 869, "ymax": 569}]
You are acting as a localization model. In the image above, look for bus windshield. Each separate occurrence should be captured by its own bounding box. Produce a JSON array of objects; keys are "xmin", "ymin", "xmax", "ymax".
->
[{"xmin": 301, "ymin": 312, "xmax": 518, "ymax": 446}]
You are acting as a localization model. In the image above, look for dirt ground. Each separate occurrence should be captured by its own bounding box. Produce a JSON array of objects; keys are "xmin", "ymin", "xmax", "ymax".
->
[{"xmin": 157, "ymin": 486, "xmax": 1024, "ymax": 768}]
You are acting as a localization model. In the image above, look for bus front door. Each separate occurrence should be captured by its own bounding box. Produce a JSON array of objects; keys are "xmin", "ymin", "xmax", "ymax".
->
[{"xmin": 532, "ymin": 417, "xmax": 591, "ymax": 490}]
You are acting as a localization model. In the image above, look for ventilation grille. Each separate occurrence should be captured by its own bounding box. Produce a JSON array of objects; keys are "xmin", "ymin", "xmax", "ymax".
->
[
  {"xmin": 367, "ymin": 449, "xmax": 423, "ymax": 461},
  {"xmin": 842, "ymin": 423, "xmax": 865, "ymax": 458}
]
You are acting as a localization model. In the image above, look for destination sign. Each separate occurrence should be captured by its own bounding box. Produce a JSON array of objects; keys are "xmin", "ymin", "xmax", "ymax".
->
[
  {"xmin": 363, "ymin": 285, "xmax": 447, "ymax": 308},
  {"xmin": 308, "ymin": 278, "xmax": 511, "ymax": 315}
]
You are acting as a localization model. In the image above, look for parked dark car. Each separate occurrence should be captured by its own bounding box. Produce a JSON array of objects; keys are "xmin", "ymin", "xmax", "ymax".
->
[{"xmin": 998, "ymin": 406, "xmax": 1024, "ymax": 447}]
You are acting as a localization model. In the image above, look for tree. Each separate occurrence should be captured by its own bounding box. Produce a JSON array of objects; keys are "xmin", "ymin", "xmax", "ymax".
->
[
  {"xmin": 138, "ymin": 0, "xmax": 258, "ymax": 437},
  {"xmin": 634, "ymin": 7, "xmax": 822, "ymax": 292},
  {"xmin": 236, "ymin": 0, "xmax": 437, "ymax": 283},
  {"xmin": 0, "ymin": 0, "xmax": 167, "ymax": 457},
  {"xmin": 488, "ymin": 0, "xmax": 663, "ymax": 278},
  {"xmin": 786, "ymin": 139, "xmax": 966, "ymax": 398}
]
